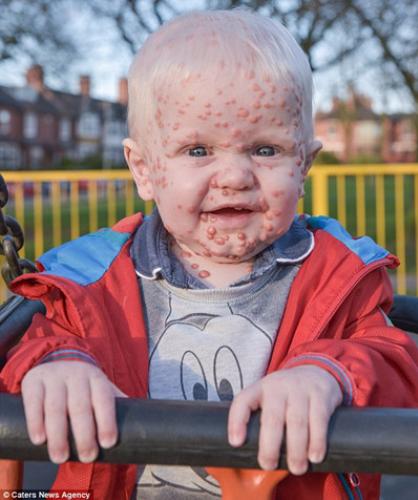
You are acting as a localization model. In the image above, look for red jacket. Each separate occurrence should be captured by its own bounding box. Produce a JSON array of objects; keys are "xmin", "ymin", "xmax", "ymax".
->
[{"xmin": 1, "ymin": 213, "xmax": 418, "ymax": 500}]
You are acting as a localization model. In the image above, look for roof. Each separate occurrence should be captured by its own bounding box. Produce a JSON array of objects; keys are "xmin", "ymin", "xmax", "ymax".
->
[
  {"xmin": 0, "ymin": 86, "xmax": 22, "ymax": 109},
  {"xmin": 1, "ymin": 85, "xmax": 60, "ymax": 115},
  {"xmin": 0, "ymin": 83, "xmax": 127, "ymax": 122}
]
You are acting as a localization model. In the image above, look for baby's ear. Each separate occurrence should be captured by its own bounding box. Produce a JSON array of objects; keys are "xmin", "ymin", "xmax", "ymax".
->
[
  {"xmin": 123, "ymin": 138, "xmax": 154, "ymax": 200},
  {"xmin": 299, "ymin": 139, "xmax": 322, "ymax": 198},
  {"xmin": 303, "ymin": 139, "xmax": 322, "ymax": 175}
]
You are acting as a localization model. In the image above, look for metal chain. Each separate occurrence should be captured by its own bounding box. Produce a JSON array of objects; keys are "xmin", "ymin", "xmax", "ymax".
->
[{"xmin": 0, "ymin": 174, "xmax": 37, "ymax": 287}]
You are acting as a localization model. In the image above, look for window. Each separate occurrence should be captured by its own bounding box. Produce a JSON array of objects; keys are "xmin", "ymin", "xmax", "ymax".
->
[
  {"xmin": 24, "ymin": 112, "xmax": 38, "ymax": 139},
  {"xmin": 30, "ymin": 146, "xmax": 43, "ymax": 167},
  {"xmin": 59, "ymin": 118, "xmax": 71, "ymax": 142},
  {"xmin": 0, "ymin": 110, "xmax": 11, "ymax": 135},
  {"xmin": 78, "ymin": 142, "xmax": 98, "ymax": 159},
  {"xmin": 78, "ymin": 112, "xmax": 100, "ymax": 138},
  {"xmin": 0, "ymin": 142, "xmax": 21, "ymax": 169}
]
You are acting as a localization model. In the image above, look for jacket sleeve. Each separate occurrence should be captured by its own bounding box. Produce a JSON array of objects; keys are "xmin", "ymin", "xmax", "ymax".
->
[
  {"xmin": 281, "ymin": 268, "xmax": 418, "ymax": 407},
  {"xmin": 0, "ymin": 311, "xmax": 105, "ymax": 395}
]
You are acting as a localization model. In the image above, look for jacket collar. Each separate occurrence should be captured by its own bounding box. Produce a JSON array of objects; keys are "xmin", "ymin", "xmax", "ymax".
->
[{"xmin": 130, "ymin": 209, "xmax": 314, "ymax": 289}]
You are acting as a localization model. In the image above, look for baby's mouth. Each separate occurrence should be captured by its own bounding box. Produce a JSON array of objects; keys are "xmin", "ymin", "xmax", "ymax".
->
[
  {"xmin": 210, "ymin": 207, "xmax": 253, "ymax": 216},
  {"xmin": 203, "ymin": 206, "xmax": 256, "ymax": 229}
]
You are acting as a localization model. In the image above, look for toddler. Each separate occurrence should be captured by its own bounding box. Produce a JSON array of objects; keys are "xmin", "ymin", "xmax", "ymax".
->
[{"xmin": 2, "ymin": 9, "xmax": 418, "ymax": 500}]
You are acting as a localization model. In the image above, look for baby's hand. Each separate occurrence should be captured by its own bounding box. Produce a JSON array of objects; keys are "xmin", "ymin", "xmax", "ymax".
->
[
  {"xmin": 21, "ymin": 361, "xmax": 126, "ymax": 464},
  {"xmin": 228, "ymin": 365, "xmax": 343, "ymax": 475}
]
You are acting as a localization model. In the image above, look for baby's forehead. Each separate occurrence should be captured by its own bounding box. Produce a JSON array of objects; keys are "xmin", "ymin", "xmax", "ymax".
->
[{"xmin": 152, "ymin": 68, "xmax": 302, "ymax": 104}]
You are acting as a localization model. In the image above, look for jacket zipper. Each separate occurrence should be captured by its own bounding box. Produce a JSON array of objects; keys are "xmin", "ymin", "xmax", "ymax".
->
[
  {"xmin": 337, "ymin": 473, "xmax": 363, "ymax": 500},
  {"xmin": 313, "ymin": 260, "xmax": 389, "ymax": 500}
]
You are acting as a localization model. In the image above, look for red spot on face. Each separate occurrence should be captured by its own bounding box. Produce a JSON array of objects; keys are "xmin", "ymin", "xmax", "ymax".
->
[
  {"xmin": 237, "ymin": 232, "xmax": 246, "ymax": 240},
  {"xmin": 252, "ymin": 83, "xmax": 262, "ymax": 92},
  {"xmin": 200, "ymin": 213, "xmax": 208, "ymax": 222},
  {"xmin": 222, "ymin": 189, "xmax": 230, "ymax": 196},
  {"xmin": 231, "ymin": 128, "xmax": 241, "ymax": 138},
  {"xmin": 265, "ymin": 211, "xmax": 274, "ymax": 220},
  {"xmin": 187, "ymin": 206, "xmax": 196, "ymax": 214},
  {"xmin": 207, "ymin": 226, "xmax": 217, "ymax": 236},
  {"xmin": 209, "ymin": 179, "xmax": 218, "ymax": 188},
  {"xmin": 259, "ymin": 197, "xmax": 269, "ymax": 211},
  {"xmin": 237, "ymin": 108, "xmax": 250, "ymax": 118},
  {"xmin": 248, "ymin": 115, "xmax": 261, "ymax": 124},
  {"xmin": 191, "ymin": 263, "xmax": 199, "ymax": 269},
  {"xmin": 181, "ymin": 250, "xmax": 192, "ymax": 258},
  {"xmin": 215, "ymin": 237, "xmax": 225, "ymax": 245},
  {"xmin": 272, "ymin": 190, "xmax": 285, "ymax": 198},
  {"xmin": 198, "ymin": 270, "xmax": 210, "ymax": 278},
  {"xmin": 296, "ymin": 159, "xmax": 302, "ymax": 166},
  {"xmin": 177, "ymin": 204, "xmax": 183, "ymax": 210}
]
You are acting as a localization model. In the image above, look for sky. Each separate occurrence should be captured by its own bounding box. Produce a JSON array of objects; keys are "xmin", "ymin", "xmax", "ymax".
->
[{"xmin": 0, "ymin": 2, "xmax": 414, "ymax": 115}]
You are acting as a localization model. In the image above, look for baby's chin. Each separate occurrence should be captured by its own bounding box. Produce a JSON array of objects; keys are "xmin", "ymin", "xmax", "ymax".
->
[{"xmin": 194, "ymin": 239, "xmax": 272, "ymax": 264}]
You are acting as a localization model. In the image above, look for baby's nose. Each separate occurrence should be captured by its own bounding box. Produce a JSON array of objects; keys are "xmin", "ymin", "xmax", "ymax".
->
[{"xmin": 215, "ymin": 158, "xmax": 255, "ymax": 190}]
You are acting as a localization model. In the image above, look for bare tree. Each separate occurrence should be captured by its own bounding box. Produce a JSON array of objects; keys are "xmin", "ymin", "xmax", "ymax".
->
[
  {"xmin": 90, "ymin": 1, "xmax": 416, "ymax": 101},
  {"xmin": 0, "ymin": 0, "xmax": 79, "ymax": 73}
]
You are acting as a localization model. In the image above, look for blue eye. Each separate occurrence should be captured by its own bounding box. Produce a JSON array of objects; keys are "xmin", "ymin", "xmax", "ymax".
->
[
  {"xmin": 188, "ymin": 146, "xmax": 208, "ymax": 157},
  {"xmin": 255, "ymin": 145, "xmax": 277, "ymax": 157}
]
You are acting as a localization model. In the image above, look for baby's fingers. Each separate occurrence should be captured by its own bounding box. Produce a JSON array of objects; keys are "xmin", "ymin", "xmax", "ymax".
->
[
  {"xmin": 67, "ymin": 380, "xmax": 98, "ymax": 463},
  {"xmin": 285, "ymin": 397, "xmax": 309, "ymax": 475},
  {"xmin": 258, "ymin": 398, "xmax": 286, "ymax": 470},
  {"xmin": 44, "ymin": 381, "xmax": 69, "ymax": 464},
  {"xmin": 90, "ymin": 377, "xmax": 125, "ymax": 449},
  {"xmin": 228, "ymin": 385, "xmax": 260, "ymax": 447},
  {"xmin": 308, "ymin": 398, "xmax": 334, "ymax": 464},
  {"xmin": 22, "ymin": 377, "xmax": 46, "ymax": 445}
]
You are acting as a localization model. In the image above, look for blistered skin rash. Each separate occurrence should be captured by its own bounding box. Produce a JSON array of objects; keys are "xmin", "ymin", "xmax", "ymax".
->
[{"xmin": 126, "ymin": 66, "xmax": 320, "ymax": 287}]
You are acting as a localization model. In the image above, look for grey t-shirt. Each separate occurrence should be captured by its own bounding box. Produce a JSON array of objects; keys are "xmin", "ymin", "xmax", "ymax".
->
[{"xmin": 131, "ymin": 212, "xmax": 314, "ymax": 499}]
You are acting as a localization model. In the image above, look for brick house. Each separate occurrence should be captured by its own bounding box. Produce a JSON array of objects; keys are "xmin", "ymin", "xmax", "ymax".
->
[
  {"xmin": 0, "ymin": 65, "xmax": 127, "ymax": 169},
  {"xmin": 0, "ymin": 87, "xmax": 22, "ymax": 169},
  {"xmin": 315, "ymin": 89, "xmax": 417, "ymax": 163}
]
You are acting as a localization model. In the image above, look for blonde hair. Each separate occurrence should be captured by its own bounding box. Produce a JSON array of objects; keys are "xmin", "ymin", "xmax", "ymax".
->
[{"xmin": 127, "ymin": 9, "xmax": 313, "ymax": 151}]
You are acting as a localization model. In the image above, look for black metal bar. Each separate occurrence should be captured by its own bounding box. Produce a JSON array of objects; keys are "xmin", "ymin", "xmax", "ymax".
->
[
  {"xmin": 0, "ymin": 394, "xmax": 418, "ymax": 475},
  {"xmin": 390, "ymin": 295, "xmax": 418, "ymax": 333}
]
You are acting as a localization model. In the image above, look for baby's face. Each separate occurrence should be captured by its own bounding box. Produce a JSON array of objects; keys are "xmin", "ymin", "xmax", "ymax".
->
[{"xmin": 133, "ymin": 71, "xmax": 315, "ymax": 263}]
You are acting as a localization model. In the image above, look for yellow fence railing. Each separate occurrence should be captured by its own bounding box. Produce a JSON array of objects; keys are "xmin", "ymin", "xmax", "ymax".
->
[{"xmin": 1, "ymin": 164, "xmax": 418, "ymax": 301}]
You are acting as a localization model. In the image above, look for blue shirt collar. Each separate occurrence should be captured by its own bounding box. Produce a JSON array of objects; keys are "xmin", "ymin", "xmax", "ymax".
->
[{"xmin": 131, "ymin": 209, "xmax": 314, "ymax": 289}]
